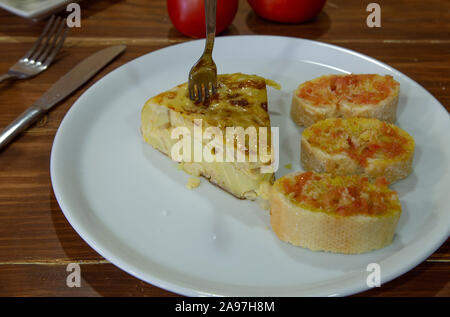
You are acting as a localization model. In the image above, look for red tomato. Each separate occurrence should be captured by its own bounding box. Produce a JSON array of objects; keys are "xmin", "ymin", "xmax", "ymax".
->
[
  {"xmin": 167, "ymin": 0, "xmax": 239, "ymax": 38},
  {"xmin": 247, "ymin": 0, "xmax": 326, "ymax": 23}
]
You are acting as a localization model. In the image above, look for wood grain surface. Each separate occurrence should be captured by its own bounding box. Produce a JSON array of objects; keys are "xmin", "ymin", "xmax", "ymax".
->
[{"xmin": 0, "ymin": 0, "xmax": 448, "ymax": 297}]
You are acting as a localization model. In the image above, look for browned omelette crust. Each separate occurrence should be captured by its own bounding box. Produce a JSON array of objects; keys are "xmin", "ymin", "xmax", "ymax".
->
[{"xmin": 151, "ymin": 73, "xmax": 276, "ymax": 129}]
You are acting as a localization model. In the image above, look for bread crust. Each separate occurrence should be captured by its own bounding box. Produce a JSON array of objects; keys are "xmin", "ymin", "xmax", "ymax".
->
[
  {"xmin": 300, "ymin": 118, "xmax": 414, "ymax": 183},
  {"xmin": 269, "ymin": 173, "xmax": 401, "ymax": 254},
  {"xmin": 291, "ymin": 74, "xmax": 400, "ymax": 127}
]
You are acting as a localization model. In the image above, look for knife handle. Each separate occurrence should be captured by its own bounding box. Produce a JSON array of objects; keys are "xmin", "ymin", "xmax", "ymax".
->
[{"xmin": 0, "ymin": 106, "xmax": 45, "ymax": 151}]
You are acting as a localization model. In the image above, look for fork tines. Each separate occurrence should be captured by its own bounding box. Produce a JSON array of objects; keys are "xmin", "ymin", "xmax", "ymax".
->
[
  {"xmin": 22, "ymin": 15, "xmax": 68, "ymax": 69},
  {"xmin": 189, "ymin": 80, "xmax": 217, "ymax": 103}
]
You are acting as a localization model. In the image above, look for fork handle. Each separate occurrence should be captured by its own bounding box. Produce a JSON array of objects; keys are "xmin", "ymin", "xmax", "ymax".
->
[
  {"xmin": 0, "ymin": 73, "xmax": 15, "ymax": 84},
  {"xmin": 0, "ymin": 106, "xmax": 45, "ymax": 151},
  {"xmin": 204, "ymin": 0, "xmax": 216, "ymax": 55}
]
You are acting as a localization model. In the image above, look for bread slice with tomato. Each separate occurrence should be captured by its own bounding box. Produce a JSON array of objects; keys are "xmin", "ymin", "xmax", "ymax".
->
[
  {"xmin": 291, "ymin": 74, "xmax": 400, "ymax": 127},
  {"xmin": 269, "ymin": 171, "xmax": 401, "ymax": 254},
  {"xmin": 301, "ymin": 117, "xmax": 414, "ymax": 183}
]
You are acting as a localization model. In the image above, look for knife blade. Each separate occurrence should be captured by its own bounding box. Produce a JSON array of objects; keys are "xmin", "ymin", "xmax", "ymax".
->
[{"xmin": 0, "ymin": 44, "xmax": 126, "ymax": 151}]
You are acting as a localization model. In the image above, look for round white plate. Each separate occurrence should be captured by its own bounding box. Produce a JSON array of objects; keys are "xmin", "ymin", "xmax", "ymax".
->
[{"xmin": 50, "ymin": 35, "xmax": 450, "ymax": 296}]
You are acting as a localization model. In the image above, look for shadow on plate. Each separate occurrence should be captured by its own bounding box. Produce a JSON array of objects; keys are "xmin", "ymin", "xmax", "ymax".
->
[{"xmin": 271, "ymin": 226, "xmax": 407, "ymax": 273}]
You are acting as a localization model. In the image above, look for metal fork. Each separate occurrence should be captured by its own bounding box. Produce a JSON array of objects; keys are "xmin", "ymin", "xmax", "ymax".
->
[
  {"xmin": 188, "ymin": 0, "xmax": 217, "ymax": 102},
  {"xmin": 0, "ymin": 15, "xmax": 68, "ymax": 84}
]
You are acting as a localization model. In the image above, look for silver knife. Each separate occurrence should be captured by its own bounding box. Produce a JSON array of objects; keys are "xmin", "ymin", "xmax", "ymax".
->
[{"xmin": 0, "ymin": 44, "xmax": 126, "ymax": 151}]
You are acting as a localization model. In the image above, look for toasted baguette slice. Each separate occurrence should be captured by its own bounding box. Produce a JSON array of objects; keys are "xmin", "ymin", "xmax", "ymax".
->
[
  {"xmin": 270, "ymin": 172, "xmax": 401, "ymax": 254},
  {"xmin": 291, "ymin": 74, "xmax": 400, "ymax": 127},
  {"xmin": 301, "ymin": 118, "xmax": 414, "ymax": 183}
]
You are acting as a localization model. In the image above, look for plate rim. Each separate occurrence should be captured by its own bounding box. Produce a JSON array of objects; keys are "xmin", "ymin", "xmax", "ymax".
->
[{"xmin": 50, "ymin": 35, "xmax": 450, "ymax": 297}]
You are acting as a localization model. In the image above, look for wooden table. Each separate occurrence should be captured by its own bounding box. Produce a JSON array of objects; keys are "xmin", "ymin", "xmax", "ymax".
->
[{"xmin": 0, "ymin": 0, "xmax": 448, "ymax": 297}]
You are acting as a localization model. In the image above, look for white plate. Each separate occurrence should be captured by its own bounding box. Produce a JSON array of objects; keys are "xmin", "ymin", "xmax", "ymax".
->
[
  {"xmin": 0, "ymin": 0, "xmax": 73, "ymax": 19},
  {"xmin": 50, "ymin": 35, "xmax": 450, "ymax": 297}
]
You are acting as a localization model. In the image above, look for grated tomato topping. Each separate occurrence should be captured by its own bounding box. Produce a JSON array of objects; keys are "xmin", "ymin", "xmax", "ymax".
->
[
  {"xmin": 281, "ymin": 173, "xmax": 399, "ymax": 216},
  {"xmin": 304, "ymin": 119, "xmax": 410, "ymax": 167},
  {"xmin": 297, "ymin": 74, "xmax": 398, "ymax": 106}
]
